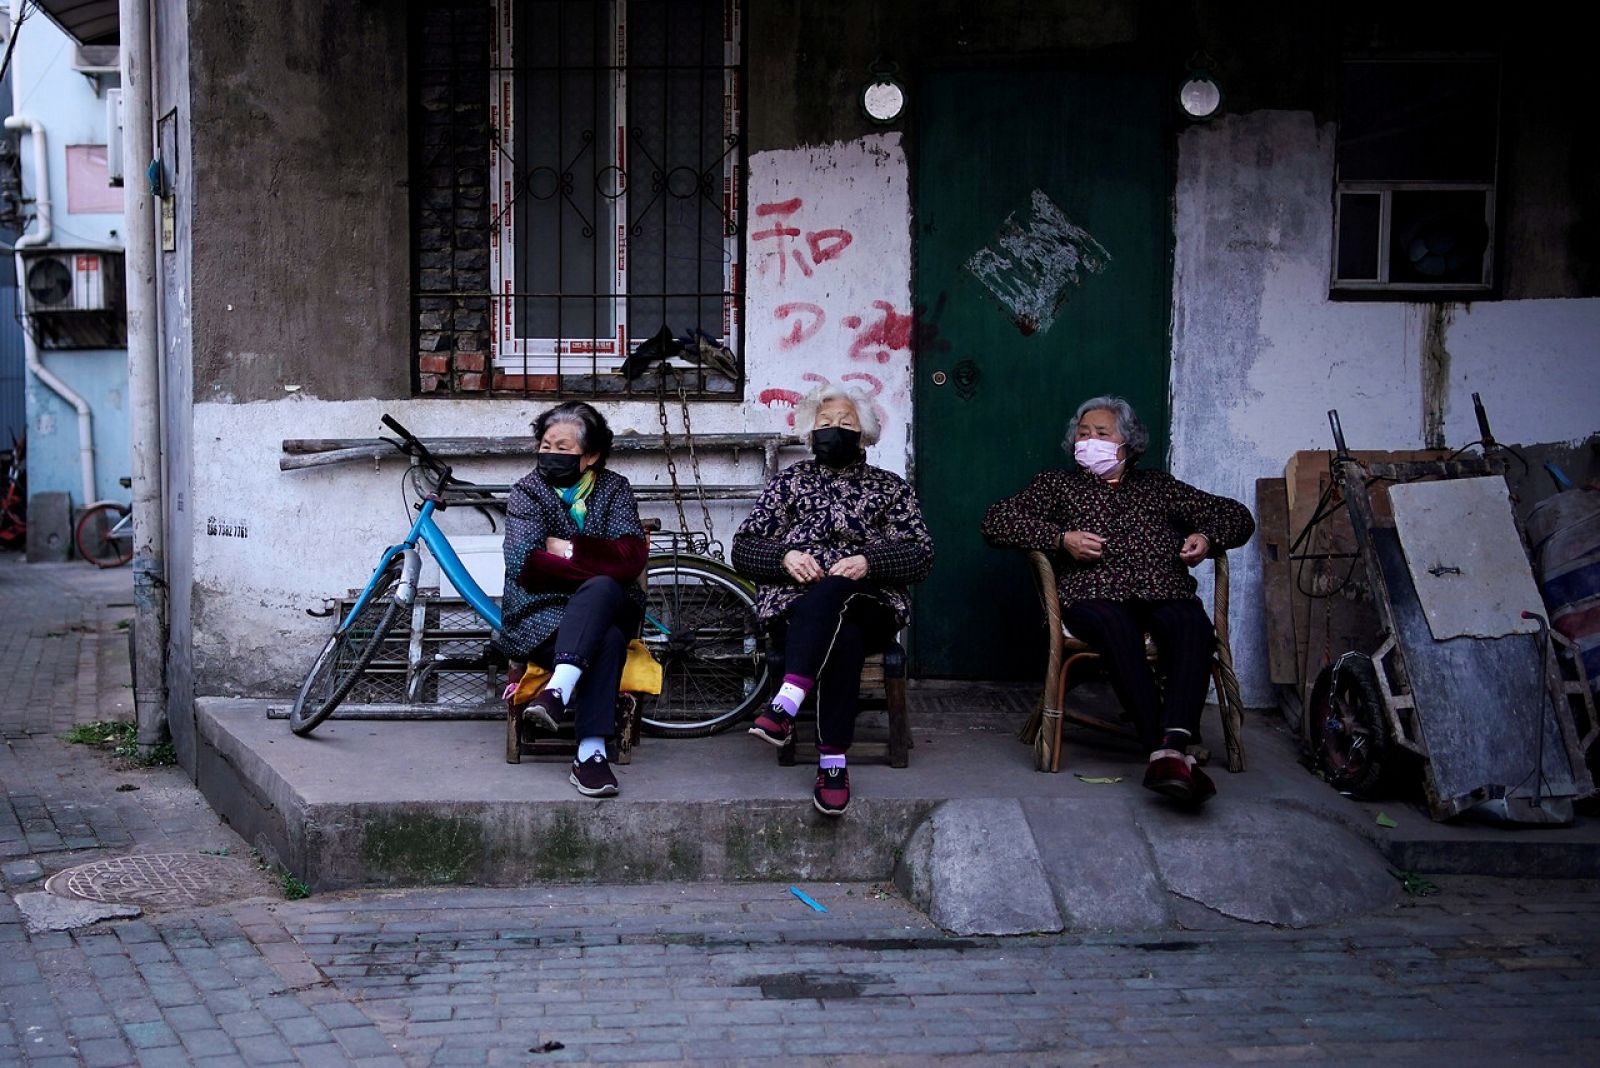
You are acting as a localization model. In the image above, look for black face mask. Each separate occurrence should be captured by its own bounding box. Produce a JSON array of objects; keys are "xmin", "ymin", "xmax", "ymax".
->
[
  {"xmin": 537, "ymin": 452, "xmax": 583, "ymax": 487},
  {"xmin": 811, "ymin": 427, "xmax": 863, "ymax": 469}
]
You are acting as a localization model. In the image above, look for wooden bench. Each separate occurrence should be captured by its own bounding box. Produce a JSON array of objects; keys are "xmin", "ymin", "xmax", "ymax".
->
[{"xmin": 766, "ymin": 640, "xmax": 912, "ymax": 768}]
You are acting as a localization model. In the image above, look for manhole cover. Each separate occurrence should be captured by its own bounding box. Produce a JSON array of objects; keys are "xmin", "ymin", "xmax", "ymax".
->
[{"xmin": 45, "ymin": 852, "xmax": 271, "ymax": 909}]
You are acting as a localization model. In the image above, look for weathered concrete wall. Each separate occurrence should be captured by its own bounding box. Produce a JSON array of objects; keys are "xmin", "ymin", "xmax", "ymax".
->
[
  {"xmin": 1169, "ymin": 110, "xmax": 1600, "ymax": 707},
  {"xmin": 187, "ymin": 0, "xmax": 410, "ymax": 403},
  {"xmin": 187, "ymin": 133, "xmax": 913, "ymax": 695}
]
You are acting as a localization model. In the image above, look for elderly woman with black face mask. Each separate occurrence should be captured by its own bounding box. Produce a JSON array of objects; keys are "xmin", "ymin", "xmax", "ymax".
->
[
  {"xmin": 501, "ymin": 401, "xmax": 647, "ymax": 799},
  {"xmin": 732, "ymin": 384, "xmax": 934, "ymax": 817}
]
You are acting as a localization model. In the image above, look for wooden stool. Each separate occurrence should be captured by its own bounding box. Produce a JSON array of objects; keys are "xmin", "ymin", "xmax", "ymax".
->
[{"xmin": 505, "ymin": 692, "xmax": 640, "ymax": 765}]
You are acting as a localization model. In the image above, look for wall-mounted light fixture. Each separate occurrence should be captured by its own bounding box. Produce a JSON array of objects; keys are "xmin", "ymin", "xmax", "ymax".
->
[
  {"xmin": 1178, "ymin": 51, "xmax": 1222, "ymax": 120},
  {"xmin": 861, "ymin": 58, "xmax": 906, "ymax": 125}
]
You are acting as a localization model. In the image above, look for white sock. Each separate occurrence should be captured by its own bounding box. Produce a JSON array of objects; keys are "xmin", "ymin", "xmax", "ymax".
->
[
  {"xmin": 819, "ymin": 753, "xmax": 846, "ymax": 770},
  {"xmin": 772, "ymin": 681, "xmax": 807, "ymax": 718},
  {"xmin": 549, "ymin": 663, "xmax": 583, "ymax": 700},
  {"xmin": 577, "ymin": 736, "xmax": 606, "ymax": 762}
]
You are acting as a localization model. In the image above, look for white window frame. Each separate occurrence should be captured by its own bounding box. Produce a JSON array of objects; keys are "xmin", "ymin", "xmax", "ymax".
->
[{"xmin": 489, "ymin": 0, "xmax": 744, "ymax": 379}]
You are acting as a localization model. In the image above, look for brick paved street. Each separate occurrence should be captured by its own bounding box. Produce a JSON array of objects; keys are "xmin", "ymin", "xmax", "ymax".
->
[{"xmin": 3, "ymin": 553, "xmax": 1600, "ymax": 1066}]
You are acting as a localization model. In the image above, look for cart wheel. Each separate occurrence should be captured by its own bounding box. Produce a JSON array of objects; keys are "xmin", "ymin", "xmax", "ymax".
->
[{"xmin": 1308, "ymin": 657, "xmax": 1389, "ymax": 800}]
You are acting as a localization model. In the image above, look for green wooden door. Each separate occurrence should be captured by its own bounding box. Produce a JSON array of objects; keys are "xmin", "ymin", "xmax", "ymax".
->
[{"xmin": 912, "ymin": 67, "xmax": 1173, "ymax": 678}]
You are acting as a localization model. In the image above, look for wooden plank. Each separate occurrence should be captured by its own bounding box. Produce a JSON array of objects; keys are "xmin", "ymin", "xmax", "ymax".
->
[
  {"xmin": 1255, "ymin": 478, "xmax": 1297, "ymax": 686},
  {"xmin": 282, "ymin": 432, "xmax": 794, "ymax": 454}
]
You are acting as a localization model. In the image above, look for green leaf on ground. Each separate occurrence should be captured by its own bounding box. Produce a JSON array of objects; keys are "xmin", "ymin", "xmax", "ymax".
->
[
  {"xmin": 1375, "ymin": 812, "xmax": 1399, "ymax": 828},
  {"xmin": 1389, "ymin": 869, "xmax": 1439, "ymax": 896},
  {"xmin": 1073, "ymin": 774, "xmax": 1124, "ymax": 784}
]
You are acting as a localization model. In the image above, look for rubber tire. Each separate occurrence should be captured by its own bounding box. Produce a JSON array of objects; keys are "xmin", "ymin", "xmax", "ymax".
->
[
  {"xmin": 76, "ymin": 502, "xmax": 133, "ymax": 568},
  {"xmin": 289, "ymin": 566, "xmax": 404, "ymax": 736},
  {"xmin": 1308, "ymin": 656, "xmax": 1389, "ymax": 800},
  {"xmin": 640, "ymin": 559, "xmax": 769, "ymax": 737}
]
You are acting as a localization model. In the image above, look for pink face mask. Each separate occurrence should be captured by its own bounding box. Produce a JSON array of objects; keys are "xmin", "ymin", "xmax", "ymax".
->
[{"xmin": 1074, "ymin": 437, "xmax": 1124, "ymax": 478}]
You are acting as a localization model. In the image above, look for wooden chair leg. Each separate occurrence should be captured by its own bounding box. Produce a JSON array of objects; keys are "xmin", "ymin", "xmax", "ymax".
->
[
  {"xmin": 885, "ymin": 676, "xmax": 909, "ymax": 768},
  {"xmin": 504, "ymin": 703, "xmax": 521, "ymax": 764},
  {"xmin": 613, "ymin": 694, "xmax": 636, "ymax": 765},
  {"xmin": 1212, "ymin": 661, "xmax": 1247, "ymax": 773}
]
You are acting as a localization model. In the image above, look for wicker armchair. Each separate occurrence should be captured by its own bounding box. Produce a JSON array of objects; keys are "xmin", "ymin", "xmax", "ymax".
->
[{"xmin": 1020, "ymin": 550, "xmax": 1246, "ymax": 774}]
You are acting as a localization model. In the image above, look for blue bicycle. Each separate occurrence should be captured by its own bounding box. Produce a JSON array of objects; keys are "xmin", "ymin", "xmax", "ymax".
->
[{"xmin": 289, "ymin": 415, "xmax": 768, "ymax": 737}]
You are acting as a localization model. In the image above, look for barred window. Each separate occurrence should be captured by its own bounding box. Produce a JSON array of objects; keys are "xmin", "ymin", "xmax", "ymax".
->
[{"xmin": 490, "ymin": 0, "xmax": 744, "ymax": 395}]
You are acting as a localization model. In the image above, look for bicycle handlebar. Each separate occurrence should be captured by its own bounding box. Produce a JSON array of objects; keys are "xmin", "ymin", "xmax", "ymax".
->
[{"xmin": 380, "ymin": 414, "xmax": 453, "ymax": 493}]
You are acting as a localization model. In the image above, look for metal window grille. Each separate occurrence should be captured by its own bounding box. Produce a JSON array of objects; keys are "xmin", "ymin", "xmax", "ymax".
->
[{"xmin": 489, "ymin": 0, "xmax": 744, "ymax": 396}]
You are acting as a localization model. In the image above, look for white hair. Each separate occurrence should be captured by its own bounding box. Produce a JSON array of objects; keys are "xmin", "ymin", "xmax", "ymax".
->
[
  {"xmin": 793, "ymin": 384, "xmax": 881, "ymax": 446},
  {"xmin": 1062, "ymin": 394, "xmax": 1150, "ymax": 462}
]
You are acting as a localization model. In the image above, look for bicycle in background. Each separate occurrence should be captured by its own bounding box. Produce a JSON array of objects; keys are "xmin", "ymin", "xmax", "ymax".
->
[
  {"xmin": 75, "ymin": 477, "xmax": 134, "ymax": 568},
  {"xmin": 0, "ymin": 432, "xmax": 25, "ymax": 551}
]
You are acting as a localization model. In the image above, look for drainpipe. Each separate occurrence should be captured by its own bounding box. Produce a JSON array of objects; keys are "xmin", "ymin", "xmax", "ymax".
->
[
  {"xmin": 4, "ymin": 110, "xmax": 98, "ymax": 508},
  {"xmin": 120, "ymin": 0, "xmax": 169, "ymax": 755}
]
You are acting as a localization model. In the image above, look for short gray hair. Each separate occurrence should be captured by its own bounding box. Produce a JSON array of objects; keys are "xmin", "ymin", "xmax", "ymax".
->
[
  {"xmin": 1063, "ymin": 395, "xmax": 1149, "ymax": 462},
  {"xmin": 793, "ymin": 384, "xmax": 881, "ymax": 446}
]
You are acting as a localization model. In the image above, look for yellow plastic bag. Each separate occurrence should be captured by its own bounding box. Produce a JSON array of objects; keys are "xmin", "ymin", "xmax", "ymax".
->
[{"xmin": 511, "ymin": 639, "xmax": 661, "ymax": 703}]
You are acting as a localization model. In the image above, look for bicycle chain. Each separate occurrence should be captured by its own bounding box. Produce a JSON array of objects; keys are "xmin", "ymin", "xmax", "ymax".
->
[{"xmin": 677, "ymin": 377, "xmax": 721, "ymax": 559}]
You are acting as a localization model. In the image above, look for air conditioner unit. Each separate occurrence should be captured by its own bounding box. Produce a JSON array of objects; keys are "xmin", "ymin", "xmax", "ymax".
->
[
  {"xmin": 17, "ymin": 248, "xmax": 127, "ymax": 349},
  {"xmin": 23, "ymin": 250, "xmax": 121, "ymax": 313}
]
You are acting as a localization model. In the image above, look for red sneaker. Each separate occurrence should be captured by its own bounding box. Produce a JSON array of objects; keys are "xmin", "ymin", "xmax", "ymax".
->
[
  {"xmin": 813, "ymin": 766, "xmax": 850, "ymax": 816},
  {"xmin": 748, "ymin": 710, "xmax": 794, "ymax": 747}
]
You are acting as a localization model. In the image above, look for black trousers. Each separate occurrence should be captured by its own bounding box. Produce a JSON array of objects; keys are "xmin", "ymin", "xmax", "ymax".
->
[
  {"xmin": 774, "ymin": 576, "xmax": 897, "ymax": 751},
  {"xmin": 1059, "ymin": 598, "xmax": 1215, "ymax": 751},
  {"xmin": 528, "ymin": 576, "xmax": 640, "ymax": 740}
]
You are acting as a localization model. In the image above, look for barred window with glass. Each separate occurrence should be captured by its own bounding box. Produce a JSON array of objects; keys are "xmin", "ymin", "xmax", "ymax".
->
[{"xmin": 489, "ymin": 0, "xmax": 745, "ymax": 396}]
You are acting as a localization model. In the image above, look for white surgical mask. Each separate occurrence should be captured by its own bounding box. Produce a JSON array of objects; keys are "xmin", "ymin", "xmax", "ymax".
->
[{"xmin": 1074, "ymin": 437, "xmax": 1124, "ymax": 478}]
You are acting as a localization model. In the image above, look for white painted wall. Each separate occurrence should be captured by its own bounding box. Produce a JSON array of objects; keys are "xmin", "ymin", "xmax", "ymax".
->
[
  {"xmin": 190, "ymin": 135, "xmax": 913, "ymax": 695},
  {"xmin": 1170, "ymin": 110, "xmax": 1600, "ymax": 707}
]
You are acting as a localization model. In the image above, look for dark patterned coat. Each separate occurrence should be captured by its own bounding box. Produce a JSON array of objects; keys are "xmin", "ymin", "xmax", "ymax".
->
[
  {"xmin": 499, "ymin": 467, "xmax": 646, "ymax": 658},
  {"xmin": 981, "ymin": 467, "xmax": 1254, "ymax": 606},
  {"xmin": 732, "ymin": 458, "xmax": 934, "ymax": 626}
]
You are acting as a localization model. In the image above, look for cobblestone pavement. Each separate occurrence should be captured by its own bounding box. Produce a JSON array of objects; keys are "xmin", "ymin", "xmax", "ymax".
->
[{"xmin": 3, "ymin": 553, "xmax": 1600, "ymax": 1066}]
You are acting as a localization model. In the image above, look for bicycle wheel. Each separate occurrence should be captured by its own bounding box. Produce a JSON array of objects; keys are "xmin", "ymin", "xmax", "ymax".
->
[
  {"xmin": 641, "ymin": 559, "xmax": 768, "ymax": 737},
  {"xmin": 1308, "ymin": 656, "xmax": 1389, "ymax": 800},
  {"xmin": 289, "ymin": 564, "xmax": 405, "ymax": 736},
  {"xmin": 76, "ymin": 502, "xmax": 133, "ymax": 568}
]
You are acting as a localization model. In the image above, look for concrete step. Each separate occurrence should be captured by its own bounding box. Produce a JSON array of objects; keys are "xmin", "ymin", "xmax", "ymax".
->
[{"xmin": 194, "ymin": 697, "xmax": 1600, "ymax": 934}]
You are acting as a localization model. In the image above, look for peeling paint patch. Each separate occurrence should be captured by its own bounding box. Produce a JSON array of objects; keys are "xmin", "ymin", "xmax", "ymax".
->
[{"xmin": 964, "ymin": 189, "xmax": 1111, "ymax": 336}]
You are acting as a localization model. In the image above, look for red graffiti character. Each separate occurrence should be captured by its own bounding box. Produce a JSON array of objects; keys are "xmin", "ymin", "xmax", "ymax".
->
[
  {"xmin": 845, "ymin": 301, "xmax": 914, "ymax": 364},
  {"xmin": 751, "ymin": 199, "xmax": 855, "ymax": 285},
  {"xmin": 774, "ymin": 302, "xmax": 826, "ymax": 349}
]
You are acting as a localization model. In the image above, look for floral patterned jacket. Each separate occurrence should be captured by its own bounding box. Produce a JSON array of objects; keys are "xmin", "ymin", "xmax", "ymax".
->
[
  {"xmin": 981, "ymin": 467, "xmax": 1254, "ymax": 606},
  {"xmin": 732, "ymin": 458, "xmax": 934, "ymax": 626},
  {"xmin": 498, "ymin": 466, "xmax": 646, "ymax": 658}
]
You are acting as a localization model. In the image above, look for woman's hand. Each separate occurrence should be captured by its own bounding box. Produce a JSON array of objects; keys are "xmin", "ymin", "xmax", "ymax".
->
[
  {"xmin": 1060, "ymin": 530, "xmax": 1105, "ymax": 562},
  {"xmin": 544, "ymin": 536, "xmax": 574, "ymax": 559},
  {"xmin": 1179, "ymin": 533, "xmax": 1210, "ymax": 567},
  {"xmin": 783, "ymin": 550, "xmax": 825, "ymax": 584},
  {"xmin": 828, "ymin": 554, "xmax": 869, "ymax": 581}
]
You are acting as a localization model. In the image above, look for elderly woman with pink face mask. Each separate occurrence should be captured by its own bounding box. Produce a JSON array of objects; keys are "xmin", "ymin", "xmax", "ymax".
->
[{"xmin": 981, "ymin": 395, "xmax": 1253, "ymax": 806}]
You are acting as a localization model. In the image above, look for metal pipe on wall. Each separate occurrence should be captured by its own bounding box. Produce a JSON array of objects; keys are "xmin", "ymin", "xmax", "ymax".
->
[
  {"xmin": 120, "ymin": 0, "xmax": 168, "ymax": 754},
  {"xmin": 3, "ymin": 105, "xmax": 98, "ymax": 509}
]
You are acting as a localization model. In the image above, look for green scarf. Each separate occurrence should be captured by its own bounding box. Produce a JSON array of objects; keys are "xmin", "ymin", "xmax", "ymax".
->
[{"xmin": 560, "ymin": 468, "xmax": 597, "ymax": 531}]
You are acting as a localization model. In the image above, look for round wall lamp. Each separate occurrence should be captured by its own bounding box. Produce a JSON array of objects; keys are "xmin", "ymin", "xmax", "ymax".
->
[
  {"xmin": 862, "ymin": 58, "xmax": 906, "ymax": 124},
  {"xmin": 1178, "ymin": 51, "xmax": 1222, "ymax": 120}
]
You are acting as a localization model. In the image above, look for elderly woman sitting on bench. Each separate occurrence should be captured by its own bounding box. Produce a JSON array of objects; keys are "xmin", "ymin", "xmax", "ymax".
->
[
  {"xmin": 733, "ymin": 384, "xmax": 934, "ymax": 817},
  {"xmin": 981, "ymin": 394, "xmax": 1253, "ymax": 805},
  {"xmin": 501, "ymin": 401, "xmax": 648, "ymax": 799}
]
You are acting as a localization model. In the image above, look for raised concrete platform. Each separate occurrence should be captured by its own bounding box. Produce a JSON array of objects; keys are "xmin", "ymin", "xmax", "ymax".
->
[{"xmin": 193, "ymin": 690, "xmax": 1600, "ymax": 934}]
